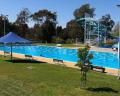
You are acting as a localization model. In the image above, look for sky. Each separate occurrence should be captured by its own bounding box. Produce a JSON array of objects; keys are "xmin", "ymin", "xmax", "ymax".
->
[{"xmin": 0, "ymin": 0, "xmax": 120, "ymax": 27}]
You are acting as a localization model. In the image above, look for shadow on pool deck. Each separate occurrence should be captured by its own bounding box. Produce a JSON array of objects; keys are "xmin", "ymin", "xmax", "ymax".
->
[
  {"xmin": 6, "ymin": 59, "xmax": 45, "ymax": 64},
  {"xmin": 87, "ymin": 87, "xmax": 119, "ymax": 93}
]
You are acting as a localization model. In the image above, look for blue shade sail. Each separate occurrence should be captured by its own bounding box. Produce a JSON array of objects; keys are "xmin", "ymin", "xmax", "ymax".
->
[{"xmin": 0, "ymin": 32, "xmax": 31, "ymax": 43}]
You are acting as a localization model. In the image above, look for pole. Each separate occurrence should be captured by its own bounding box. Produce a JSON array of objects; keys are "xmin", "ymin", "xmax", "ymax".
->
[
  {"xmin": 116, "ymin": 4, "xmax": 120, "ymax": 79},
  {"xmin": 117, "ymin": 22, "xmax": 120, "ymax": 79},
  {"xmin": 3, "ymin": 15, "xmax": 8, "ymax": 36},
  {"xmin": 3, "ymin": 16, "xmax": 6, "ymax": 57}
]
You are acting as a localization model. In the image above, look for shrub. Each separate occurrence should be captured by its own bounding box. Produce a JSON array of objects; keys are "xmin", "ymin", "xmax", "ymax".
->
[
  {"xmin": 52, "ymin": 37, "xmax": 64, "ymax": 44},
  {"xmin": 105, "ymin": 39, "xmax": 115, "ymax": 45},
  {"xmin": 76, "ymin": 46, "xmax": 93, "ymax": 88},
  {"xmin": 65, "ymin": 39, "xmax": 74, "ymax": 44}
]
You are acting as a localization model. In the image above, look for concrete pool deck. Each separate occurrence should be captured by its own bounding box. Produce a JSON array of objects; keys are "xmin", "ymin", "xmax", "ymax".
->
[
  {"xmin": 0, "ymin": 51, "xmax": 77, "ymax": 68},
  {"xmin": 0, "ymin": 50, "xmax": 119, "ymax": 76},
  {"xmin": 90, "ymin": 46, "xmax": 117, "ymax": 53}
]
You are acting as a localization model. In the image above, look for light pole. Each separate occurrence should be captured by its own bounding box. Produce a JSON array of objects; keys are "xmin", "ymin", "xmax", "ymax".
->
[
  {"xmin": 116, "ymin": 4, "xmax": 120, "ymax": 79},
  {"xmin": 2, "ymin": 15, "xmax": 8, "ymax": 36},
  {"xmin": 1, "ymin": 14, "xmax": 8, "ymax": 57}
]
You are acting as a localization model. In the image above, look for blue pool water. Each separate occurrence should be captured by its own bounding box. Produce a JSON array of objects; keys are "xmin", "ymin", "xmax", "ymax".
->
[{"xmin": 0, "ymin": 45, "xmax": 119, "ymax": 69}]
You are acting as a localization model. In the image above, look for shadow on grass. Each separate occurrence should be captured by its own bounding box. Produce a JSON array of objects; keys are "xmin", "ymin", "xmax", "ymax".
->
[
  {"xmin": 87, "ymin": 87, "xmax": 119, "ymax": 93},
  {"xmin": 6, "ymin": 59, "xmax": 45, "ymax": 64}
]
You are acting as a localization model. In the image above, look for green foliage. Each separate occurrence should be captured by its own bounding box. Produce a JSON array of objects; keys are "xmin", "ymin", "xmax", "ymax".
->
[
  {"xmin": 52, "ymin": 37, "xmax": 64, "ymax": 44},
  {"xmin": 74, "ymin": 4, "xmax": 95, "ymax": 19},
  {"xmin": 31, "ymin": 9, "xmax": 57, "ymax": 42},
  {"xmin": 65, "ymin": 3, "xmax": 95, "ymax": 42},
  {"xmin": 100, "ymin": 14, "xmax": 115, "ymax": 33},
  {"xmin": 41, "ymin": 20, "xmax": 56, "ymax": 43},
  {"xmin": 105, "ymin": 39, "xmax": 115, "ymax": 45},
  {"xmin": 66, "ymin": 20, "xmax": 84, "ymax": 42},
  {"xmin": 65, "ymin": 39, "xmax": 74, "ymax": 44},
  {"xmin": 56, "ymin": 26, "xmax": 63, "ymax": 38},
  {"xmin": 14, "ymin": 8, "xmax": 31, "ymax": 38},
  {"xmin": 101, "ymin": 39, "xmax": 115, "ymax": 47},
  {"xmin": 15, "ymin": 8, "xmax": 30, "ymax": 24},
  {"xmin": 31, "ymin": 9, "xmax": 56, "ymax": 25},
  {"xmin": 76, "ymin": 46, "xmax": 93, "ymax": 88}
]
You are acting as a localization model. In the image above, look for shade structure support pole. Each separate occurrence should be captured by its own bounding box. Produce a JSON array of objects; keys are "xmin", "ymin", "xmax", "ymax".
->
[
  {"xmin": 10, "ymin": 43, "xmax": 13, "ymax": 60},
  {"xmin": 117, "ymin": 22, "xmax": 120, "ymax": 79}
]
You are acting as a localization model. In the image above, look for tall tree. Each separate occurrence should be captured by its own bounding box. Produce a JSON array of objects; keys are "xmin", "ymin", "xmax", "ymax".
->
[
  {"xmin": 66, "ymin": 20, "xmax": 84, "ymax": 42},
  {"xmin": 74, "ymin": 4, "xmax": 95, "ymax": 19},
  {"xmin": 56, "ymin": 26, "xmax": 63, "ymax": 38},
  {"xmin": 31, "ymin": 9, "xmax": 56, "ymax": 25},
  {"xmin": 41, "ymin": 20, "xmax": 56, "ymax": 42},
  {"xmin": 31, "ymin": 9, "xmax": 57, "ymax": 42},
  {"xmin": 69, "ymin": 4, "xmax": 95, "ymax": 43},
  {"xmin": 33, "ymin": 24, "xmax": 43, "ymax": 41},
  {"xmin": 100, "ymin": 14, "xmax": 115, "ymax": 33},
  {"xmin": 16, "ymin": 8, "xmax": 30, "ymax": 24},
  {"xmin": 15, "ymin": 8, "xmax": 30, "ymax": 38},
  {"xmin": 62, "ymin": 28, "xmax": 69, "ymax": 40}
]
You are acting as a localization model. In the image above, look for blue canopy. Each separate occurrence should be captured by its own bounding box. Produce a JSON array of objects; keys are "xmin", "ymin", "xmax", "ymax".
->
[
  {"xmin": 0, "ymin": 32, "xmax": 31, "ymax": 43},
  {"xmin": 0, "ymin": 32, "xmax": 31, "ymax": 60}
]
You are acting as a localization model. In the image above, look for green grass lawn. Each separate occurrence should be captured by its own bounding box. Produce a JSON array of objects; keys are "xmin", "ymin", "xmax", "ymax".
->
[{"xmin": 0, "ymin": 57, "xmax": 120, "ymax": 96}]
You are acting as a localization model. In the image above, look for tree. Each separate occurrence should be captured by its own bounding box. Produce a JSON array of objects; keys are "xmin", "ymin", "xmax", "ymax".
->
[
  {"xmin": 66, "ymin": 19, "xmax": 84, "ymax": 42},
  {"xmin": 76, "ymin": 45, "xmax": 93, "ymax": 88},
  {"xmin": 74, "ymin": 4, "xmax": 95, "ymax": 19},
  {"xmin": 62, "ymin": 28, "xmax": 69, "ymax": 40},
  {"xmin": 41, "ymin": 20, "xmax": 56, "ymax": 42},
  {"xmin": 31, "ymin": 9, "xmax": 57, "ymax": 25},
  {"xmin": 71, "ymin": 4, "xmax": 95, "ymax": 42},
  {"xmin": 31, "ymin": 9, "xmax": 57, "ymax": 42},
  {"xmin": 56, "ymin": 26, "xmax": 63, "ymax": 38},
  {"xmin": 16, "ymin": 8, "xmax": 30, "ymax": 24},
  {"xmin": 33, "ymin": 24, "xmax": 43, "ymax": 41},
  {"xmin": 9, "ymin": 22, "xmax": 19, "ymax": 34},
  {"xmin": 100, "ymin": 14, "xmax": 115, "ymax": 35},
  {"xmin": 15, "ymin": 8, "xmax": 31, "ymax": 38}
]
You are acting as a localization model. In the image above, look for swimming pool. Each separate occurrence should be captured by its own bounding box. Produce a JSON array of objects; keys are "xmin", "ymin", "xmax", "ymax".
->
[{"xmin": 0, "ymin": 45, "xmax": 119, "ymax": 69}]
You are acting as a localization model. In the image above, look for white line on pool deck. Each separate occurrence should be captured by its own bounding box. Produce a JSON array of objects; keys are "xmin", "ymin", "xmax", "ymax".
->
[{"xmin": 0, "ymin": 50, "xmax": 119, "ymax": 76}]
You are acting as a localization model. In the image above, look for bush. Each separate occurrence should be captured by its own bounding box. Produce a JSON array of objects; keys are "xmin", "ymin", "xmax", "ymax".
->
[
  {"xmin": 104, "ymin": 39, "xmax": 115, "ymax": 46},
  {"xmin": 52, "ymin": 37, "xmax": 64, "ymax": 44},
  {"xmin": 65, "ymin": 39, "xmax": 74, "ymax": 44},
  {"xmin": 100, "ymin": 39, "xmax": 115, "ymax": 48}
]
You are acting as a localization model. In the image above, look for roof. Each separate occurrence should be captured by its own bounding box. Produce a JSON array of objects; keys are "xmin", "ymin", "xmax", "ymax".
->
[{"xmin": 0, "ymin": 32, "xmax": 31, "ymax": 43}]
